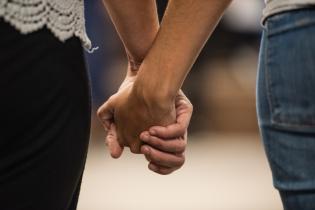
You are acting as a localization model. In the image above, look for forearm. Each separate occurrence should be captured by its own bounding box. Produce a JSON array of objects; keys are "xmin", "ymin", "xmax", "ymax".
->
[
  {"xmin": 103, "ymin": 0, "xmax": 159, "ymax": 75},
  {"xmin": 136, "ymin": 0, "xmax": 231, "ymax": 100}
]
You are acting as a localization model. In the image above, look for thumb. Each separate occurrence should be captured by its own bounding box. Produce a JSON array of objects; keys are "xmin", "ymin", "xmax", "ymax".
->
[
  {"xmin": 97, "ymin": 96, "xmax": 116, "ymax": 131},
  {"xmin": 106, "ymin": 123, "xmax": 124, "ymax": 159}
]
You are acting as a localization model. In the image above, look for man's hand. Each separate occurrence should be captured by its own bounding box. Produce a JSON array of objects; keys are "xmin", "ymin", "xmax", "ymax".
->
[
  {"xmin": 97, "ymin": 71, "xmax": 176, "ymax": 157},
  {"xmin": 140, "ymin": 91, "xmax": 192, "ymax": 175}
]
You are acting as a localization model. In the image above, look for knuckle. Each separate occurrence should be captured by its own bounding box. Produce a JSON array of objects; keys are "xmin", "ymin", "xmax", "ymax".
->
[
  {"xmin": 176, "ymin": 155, "xmax": 185, "ymax": 167},
  {"xmin": 174, "ymin": 145, "xmax": 184, "ymax": 153},
  {"xmin": 179, "ymin": 156, "xmax": 185, "ymax": 166},
  {"xmin": 178, "ymin": 124, "xmax": 187, "ymax": 134},
  {"xmin": 105, "ymin": 138, "xmax": 110, "ymax": 146},
  {"xmin": 153, "ymin": 138, "xmax": 163, "ymax": 149},
  {"xmin": 130, "ymin": 147, "xmax": 138, "ymax": 154},
  {"xmin": 106, "ymin": 134, "xmax": 113, "ymax": 140},
  {"xmin": 174, "ymin": 140, "xmax": 186, "ymax": 153},
  {"xmin": 157, "ymin": 130, "xmax": 167, "ymax": 139},
  {"xmin": 129, "ymin": 143, "xmax": 140, "ymax": 154},
  {"xmin": 144, "ymin": 154, "xmax": 151, "ymax": 162},
  {"xmin": 145, "ymin": 151, "xmax": 152, "ymax": 160},
  {"xmin": 180, "ymin": 140, "xmax": 187, "ymax": 149},
  {"xmin": 173, "ymin": 161, "xmax": 184, "ymax": 169},
  {"xmin": 154, "ymin": 158, "xmax": 162, "ymax": 166},
  {"xmin": 173, "ymin": 152, "xmax": 185, "ymax": 165},
  {"xmin": 96, "ymin": 108, "xmax": 103, "ymax": 118},
  {"xmin": 151, "ymin": 154, "xmax": 162, "ymax": 165}
]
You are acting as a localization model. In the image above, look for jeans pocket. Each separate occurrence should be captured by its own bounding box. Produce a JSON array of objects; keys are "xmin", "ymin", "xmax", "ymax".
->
[{"xmin": 265, "ymin": 12, "xmax": 315, "ymax": 132}]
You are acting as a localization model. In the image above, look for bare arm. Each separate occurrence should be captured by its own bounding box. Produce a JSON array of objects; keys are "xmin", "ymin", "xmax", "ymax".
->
[
  {"xmin": 98, "ymin": 0, "xmax": 231, "ymax": 174},
  {"xmin": 100, "ymin": 1, "xmax": 192, "ymax": 175},
  {"xmin": 135, "ymin": 0, "xmax": 232, "ymax": 101},
  {"xmin": 103, "ymin": 0, "xmax": 159, "ymax": 75}
]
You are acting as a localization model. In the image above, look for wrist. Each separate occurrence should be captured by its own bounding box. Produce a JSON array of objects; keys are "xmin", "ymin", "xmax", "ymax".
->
[
  {"xmin": 132, "ymin": 75, "xmax": 175, "ymax": 112},
  {"xmin": 127, "ymin": 53, "xmax": 142, "ymax": 68},
  {"xmin": 126, "ymin": 54, "xmax": 143, "ymax": 77}
]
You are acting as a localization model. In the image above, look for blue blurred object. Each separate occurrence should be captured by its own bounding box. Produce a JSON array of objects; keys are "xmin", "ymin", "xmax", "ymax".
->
[
  {"xmin": 84, "ymin": 0, "xmax": 119, "ymax": 108},
  {"xmin": 257, "ymin": 9, "xmax": 315, "ymax": 209}
]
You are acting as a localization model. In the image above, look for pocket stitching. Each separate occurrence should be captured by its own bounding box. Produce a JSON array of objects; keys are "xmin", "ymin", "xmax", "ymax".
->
[{"xmin": 265, "ymin": 24, "xmax": 315, "ymax": 129}]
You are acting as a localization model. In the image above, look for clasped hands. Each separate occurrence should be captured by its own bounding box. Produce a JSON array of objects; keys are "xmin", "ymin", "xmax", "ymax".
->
[{"xmin": 97, "ymin": 64, "xmax": 193, "ymax": 175}]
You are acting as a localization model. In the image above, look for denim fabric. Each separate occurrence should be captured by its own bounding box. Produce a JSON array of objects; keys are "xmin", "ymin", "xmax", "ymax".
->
[{"xmin": 257, "ymin": 9, "xmax": 315, "ymax": 209}]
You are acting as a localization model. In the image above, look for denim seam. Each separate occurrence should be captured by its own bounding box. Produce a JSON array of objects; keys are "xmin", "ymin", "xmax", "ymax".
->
[{"xmin": 264, "ymin": 25, "xmax": 278, "ymax": 126}]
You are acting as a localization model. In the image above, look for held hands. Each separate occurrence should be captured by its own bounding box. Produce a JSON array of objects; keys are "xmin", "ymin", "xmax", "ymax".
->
[{"xmin": 97, "ymin": 66, "xmax": 193, "ymax": 174}]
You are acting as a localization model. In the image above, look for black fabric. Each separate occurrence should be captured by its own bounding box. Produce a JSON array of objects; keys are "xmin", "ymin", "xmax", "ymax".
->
[{"xmin": 0, "ymin": 19, "xmax": 91, "ymax": 210}]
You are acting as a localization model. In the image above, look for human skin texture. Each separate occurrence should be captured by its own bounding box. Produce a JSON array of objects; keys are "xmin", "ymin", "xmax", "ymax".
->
[{"xmin": 98, "ymin": 0, "xmax": 231, "ymax": 174}]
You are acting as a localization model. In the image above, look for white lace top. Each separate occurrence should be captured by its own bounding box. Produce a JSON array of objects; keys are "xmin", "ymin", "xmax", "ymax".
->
[{"xmin": 0, "ymin": 0, "xmax": 92, "ymax": 50}]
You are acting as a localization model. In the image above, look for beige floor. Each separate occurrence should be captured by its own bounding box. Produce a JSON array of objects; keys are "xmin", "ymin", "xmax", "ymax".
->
[{"xmin": 77, "ymin": 133, "xmax": 282, "ymax": 210}]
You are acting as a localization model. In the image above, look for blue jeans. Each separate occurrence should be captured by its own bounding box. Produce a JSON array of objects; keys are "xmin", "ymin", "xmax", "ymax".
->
[{"xmin": 257, "ymin": 9, "xmax": 315, "ymax": 210}]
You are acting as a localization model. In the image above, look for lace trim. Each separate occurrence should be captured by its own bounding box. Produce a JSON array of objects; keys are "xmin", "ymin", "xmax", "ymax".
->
[{"xmin": 0, "ymin": 0, "xmax": 92, "ymax": 50}]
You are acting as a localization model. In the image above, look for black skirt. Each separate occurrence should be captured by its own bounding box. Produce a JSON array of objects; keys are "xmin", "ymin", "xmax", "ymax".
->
[{"xmin": 0, "ymin": 19, "xmax": 91, "ymax": 210}]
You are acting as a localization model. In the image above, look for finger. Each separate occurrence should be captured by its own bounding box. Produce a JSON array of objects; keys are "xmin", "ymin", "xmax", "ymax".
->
[
  {"xmin": 148, "ymin": 163, "xmax": 178, "ymax": 175},
  {"xmin": 149, "ymin": 123, "xmax": 187, "ymax": 139},
  {"xmin": 97, "ymin": 96, "xmax": 116, "ymax": 130},
  {"xmin": 174, "ymin": 92, "xmax": 193, "ymax": 128},
  {"xmin": 106, "ymin": 123, "xmax": 123, "ymax": 159},
  {"xmin": 144, "ymin": 154, "xmax": 151, "ymax": 162},
  {"xmin": 141, "ymin": 145, "xmax": 185, "ymax": 168},
  {"xmin": 140, "ymin": 132, "xmax": 186, "ymax": 153},
  {"xmin": 149, "ymin": 102, "xmax": 192, "ymax": 139}
]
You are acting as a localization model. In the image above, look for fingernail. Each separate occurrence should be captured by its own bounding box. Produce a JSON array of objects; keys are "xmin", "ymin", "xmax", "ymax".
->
[
  {"xmin": 149, "ymin": 129, "xmax": 156, "ymax": 135},
  {"xmin": 140, "ymin": 131, "xmax": 147, "ymax": 139},
  {"xmin": 142, "ymin": 146, "xmax": 150, "ymax": 154},
  {"xmin": 142, "ymin": 133, "xmax": 150, "ymax": 141}
]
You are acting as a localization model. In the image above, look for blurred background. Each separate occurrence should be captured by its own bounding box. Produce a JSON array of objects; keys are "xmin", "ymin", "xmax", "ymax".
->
[{"xmin": 79, "ymin": 1, "xmax": 282, "ymax": 209}]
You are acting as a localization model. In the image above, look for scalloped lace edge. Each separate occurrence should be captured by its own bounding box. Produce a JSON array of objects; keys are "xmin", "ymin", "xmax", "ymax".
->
[{"xmin": 0, "ymin": 0, "xmax": 92, "ymax": 50}]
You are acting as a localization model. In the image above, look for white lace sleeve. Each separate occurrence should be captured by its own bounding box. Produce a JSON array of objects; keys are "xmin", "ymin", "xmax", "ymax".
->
[{"xmin": 0, "ymin": 0, "xmax": 92, "ymax": 50}]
